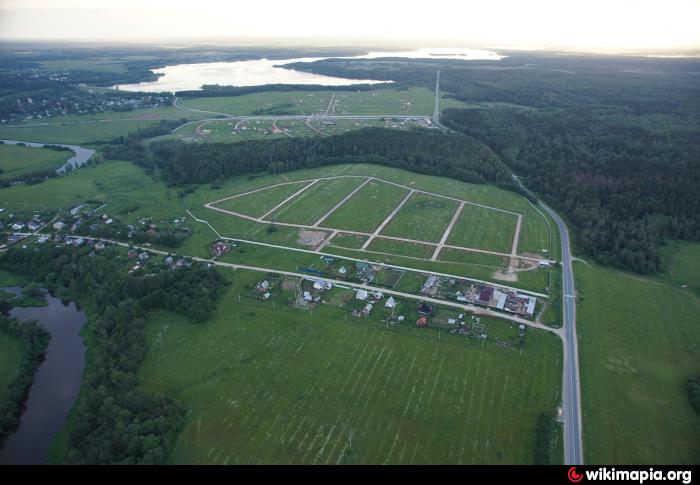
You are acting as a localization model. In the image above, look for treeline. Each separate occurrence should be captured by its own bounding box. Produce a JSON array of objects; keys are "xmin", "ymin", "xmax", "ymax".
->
[
  {"xmin": 443, "ymin": 107, "xmax": 700, "ymax": 274},
  {"xmin": 0, "ymin": 316, "xmax": 50, "ymax": 441},
  {"xmin": 534, "ymin": 412, "xmax": 557, "ymax": 465},
  {"xmin": 176, "ymin": 82, "xmax": 379, "ymax": 98},
  {"xmin": 687, "ymin": 376, "xmax": 700, "ymax": 416},
  {"xmin": 0, "ymin": 246, "xmax": 229, "ymax": 463},
  {"xmin": 108, "ymin": 128, "xmax": 512, "ymax": 189}
]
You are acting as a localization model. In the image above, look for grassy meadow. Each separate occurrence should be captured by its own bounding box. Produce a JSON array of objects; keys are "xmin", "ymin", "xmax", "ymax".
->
[
  {"xmin": 0, "ymin": 144, "xmax": 71, "ymax": 180},
  {"xmin": 576, "ymin": 262, "xmax": 700, "ymax": 463}
]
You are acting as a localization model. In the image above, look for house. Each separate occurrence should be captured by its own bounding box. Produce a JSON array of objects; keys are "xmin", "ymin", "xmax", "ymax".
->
[
  {"xmin": 27, "ymin": 221, "xmax": 41, "ymax": 231},
  {"xmin": 356, "ymin": 289, "xmax": 369, "ymax": 300},
  {"xmin": 313, "ymin": 280, "xmax": 332, "ymax": 291},
  {"xmin": 385, "ymin": 296, "xmax": 396, "ymax": 308},
  {"xmin": 355, "ymin": 261, "xmax": 371, "ymax": 271},
  {"xmin": 95, "ymin": 241, "xmax": 105, "ymax": 250},
  {"xmin": 416, "ymin": 316, "xmax": 428, "ymax": 327},
  {"xmin": 447, "ymin": 318, "xmax": 457, "ymax": 325},
  {"xmin": 105, "ymin": 218, "xmax": 114, "ymax": 225},
  {"xmin": 373, "ymin": 291, "xmax": 383, "ymax": 299},
  {"xmin": 538, "ymin": 260, "xmax": 551, "ymax": 268},
  {"xmin": 361, "ymin": 303, "xmax": 373, "ymax": 316},
  {"xmin": 257, "ymin": 280, "xmax": 270, "ymax": 291},
  {"xmin": 11, "ymin": 223, "xmax": 25, "ymax": 231},
  {"xmin": 338, "ymin": 266, "xmax": 348, "ymax": 275},
  {"xmin": 127, "ymin": 249, "xmax": 138, "ymax": 258},
  {"xmin": 70, "ymin": 204, "xmax": 84, "ymax": 216},
  {"xmin": 303, "ymin": 291, "xmax": 313, "ymax": 302},
  {"xmin": 417, "ymin": 302, "xmax": 433, "ymax": 315}
]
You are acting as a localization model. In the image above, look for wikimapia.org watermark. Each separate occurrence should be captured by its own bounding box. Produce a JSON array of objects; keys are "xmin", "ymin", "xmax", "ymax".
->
[{"xmin": 568, "ymin": 467, "xmax": 693, "ymax": 484}]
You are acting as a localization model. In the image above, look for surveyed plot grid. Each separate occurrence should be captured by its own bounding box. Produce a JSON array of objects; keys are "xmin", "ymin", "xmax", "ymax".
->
[{"xmin": 206, "ymin": 175, "xmax": 533, "ymax": 262}]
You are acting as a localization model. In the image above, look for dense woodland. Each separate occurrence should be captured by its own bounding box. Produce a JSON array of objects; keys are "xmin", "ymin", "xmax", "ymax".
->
[
  {"xmin": 0, "ymin": 246, "xmax": 229, "ymax": 463},
  {"xmin": 0, "ymin": 316, "xmax": 50, "ymax": 441},
  {"xmin": 286, "ymin": 54, "xmax": 700, "ymax": 274},
  {"xmin": 109, "ymin": 128, "xmax": 513, "ymax": 190}
]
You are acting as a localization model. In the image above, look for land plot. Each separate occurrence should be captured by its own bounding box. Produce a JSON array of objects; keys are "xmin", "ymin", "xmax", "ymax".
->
[
  {"xmin": 446, "ymin": 204, "xmax": 518, "ymax": 253},
  {"xmin": 213, "ymin": 182, "xmax": 312, "ymax": 219},
  {"xmin": 269, "ymin": 177, "xmax": 367, "ymax": 225},
  {"xmin": 322, "ymin": 180, "xmax": 409, "ymax": 233},
  {"xmin": 380, "ymin": 192, "xmax": 459, "ymax": 243},
  {"xmin": 366, "ymin": 238, "xmax": 435, "ymax": 259},
  {"xmin": 329, "ymin": 233, "xmax": 368, "ymax": 249}
]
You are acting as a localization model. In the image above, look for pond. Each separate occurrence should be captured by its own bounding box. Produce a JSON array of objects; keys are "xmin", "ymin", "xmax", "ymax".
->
[{"xmin": 0, "ymin": 287, "xmax": 87, "ymax": 465}]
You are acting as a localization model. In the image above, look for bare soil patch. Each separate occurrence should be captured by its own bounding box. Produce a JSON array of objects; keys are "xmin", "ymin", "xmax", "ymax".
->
[{"xmin": 297, "ymin": 229, "xmax": 327, "ymax": 247}]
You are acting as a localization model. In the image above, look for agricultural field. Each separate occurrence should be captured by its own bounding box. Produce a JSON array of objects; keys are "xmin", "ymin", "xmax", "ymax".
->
[
  {"xmin": 380, "ymin": 193, "xmax": 459, "ymax": 243},
  {"xmin": 0, "ymin": 332, "xmax": 22, "ymax": 410},
  {"xmin": 138, "ymin": 270, "xmax": 562, "ymax": 464},
  {"xmin": 0, "ymin": 144, "xmax": 71, "ymax": 180},
  {"xmin": 576, "ymin": 262, "xmax": 700, "ymax": 463},
  {"xmin": 268, "ymin": 177, "xmax": 367, "ymax": 225},
  {"xmin": 213, "ymin": 181, "xmax": 312, "ymax": 218},
  {"xmin": 322, "ymin": 180, "xmax": 409, "ymax": 233},
  {"xmin": 446, "ymin": 204, "xmax": 518, "ymax": 254}
]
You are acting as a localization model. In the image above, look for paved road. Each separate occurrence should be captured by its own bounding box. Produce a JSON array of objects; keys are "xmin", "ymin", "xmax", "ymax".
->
[{"xmin": 512, "ymin": 175, "xmax": 583, "ymax": 465}]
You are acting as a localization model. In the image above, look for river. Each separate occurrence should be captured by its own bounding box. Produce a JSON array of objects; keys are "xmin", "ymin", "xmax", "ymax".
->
[
  {"xmin": 116, "ymin": 48, "xmax": 505, "ymax": 92},
  {"xmin": 0, "ymin": 287, "xmax": 87, "ymax": 465}
]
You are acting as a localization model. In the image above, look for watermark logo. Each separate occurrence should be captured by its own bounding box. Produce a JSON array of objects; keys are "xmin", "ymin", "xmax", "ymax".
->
[{"xmin": 569, "ymin": 467, "xmax": 584, "ymax": 483}]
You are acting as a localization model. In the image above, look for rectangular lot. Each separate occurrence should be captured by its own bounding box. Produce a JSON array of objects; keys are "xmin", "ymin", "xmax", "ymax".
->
[
  {"xmin": 322, "ymin": 180, "xmax": 409, "ymax": 233},
  {"xmin": 270, "ymin": 177, "xmax": 367, "ymax": 225},
  {"xmin": 213, "ymin": 181, "xmax": 311, "ymax": 218},
  {"xmin": 446, "ymin": 204, "xmax": 517, "ymax": 254},
  {"xmin": 367, "ymin": 238, "xmax": 435, "ymax": 260},
  {"xmin": 179, "ymin": 91, "xmax": 333, "ymax": 116},
  {"xmin": 380, "ymin": 193, "xmax": 459, "ymax": 243}
]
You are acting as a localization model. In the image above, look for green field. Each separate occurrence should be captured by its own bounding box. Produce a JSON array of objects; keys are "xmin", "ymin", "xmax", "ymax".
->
[
  {"xmin": 179, "ymin": 91, "xmax": 331, "ymax": 116},
  {"xmin": 178, "ymin": 88, "xmax": 467, "ymax": 118},
  {"xmin": 446, "ymin": 204, "xmax": 517, "ymax": 254},
  {"xmin": 138, "ymin": 270, "xmax": 562, "ymax": 464},
  {"xmin": 270, "ymin": 177, "xmax": 367, "ymax": 225},
  {"xmin": 366, "ymin": 238, "xmax": 435, "ymax": 259},
  {"xmin": 329, "ymin": 233, "xmax": 367, "ymax": 249},
  {"xmin": 0, "ymin": 144, "xmax": 70, "ymax": 180},
  {"xmin": 0, "ymin": 332, "xmax": 22, "ymax": 410},
  {"xmin": 322, "ymin": 179, "xmax": 409, "ymax": 233},
  {"xmin": 437, "ymin": 248, "xmax": 506, "ymax": 268},
  {"xmin": 660, "ymin": 241, "xmax": 700, "ymax": 297},
  {"xmin": 576, "ymin": 262, "xmax": 700, "ymax": 463},
  {"xmin": 213, "ymin": 181, "xmax": 311, "ymax": 218},
  {"xmin": 0, "ymin": 120, "xmax": 167, "ymax": 145},
  {"xmin": 380, "ymin": 193, "xmax": 458, "ymax": 243}
]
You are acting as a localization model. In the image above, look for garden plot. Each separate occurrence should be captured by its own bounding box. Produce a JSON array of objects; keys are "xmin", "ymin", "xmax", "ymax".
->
[
  {"xmin": 446, "ymin": 204, "xmax": 518, "ymax": 254},
  {"xmin": 212, "ymin": 181, "xmax": 312, "ymax": 218},
  {"xmin": 268, "ymin": 177, "xmax": 367, "ymax": 225},
  {"xmin": 322, "ymin": 180, "xmax": 409, "ymax": 233},
  {"xmin": 380, "ymin": 193, "xmax": 459, "ymax": 243}
]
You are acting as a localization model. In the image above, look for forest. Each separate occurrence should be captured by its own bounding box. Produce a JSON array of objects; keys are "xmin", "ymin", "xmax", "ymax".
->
[
  {"xmin": 0, "ymin": 246, "xmax": 229, "ymax": 463},
  {"xmin": 108, "ymin": 128, "xmax": 514, "ymax": 190}
]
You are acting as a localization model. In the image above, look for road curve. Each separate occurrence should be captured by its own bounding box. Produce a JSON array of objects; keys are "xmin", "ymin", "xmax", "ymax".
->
[{"xmin": 513, "ymin": 175, "xmax": 583, "ymax": 465}]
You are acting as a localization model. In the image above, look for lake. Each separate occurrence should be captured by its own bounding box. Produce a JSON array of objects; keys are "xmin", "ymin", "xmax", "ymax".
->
[
  {"xmin": 116, "ymin": 48, "xmax": 505, "ymax": 92},
  {"xmin": 0, "ymin": 287, "xmax": 87, "ymax": 465}
]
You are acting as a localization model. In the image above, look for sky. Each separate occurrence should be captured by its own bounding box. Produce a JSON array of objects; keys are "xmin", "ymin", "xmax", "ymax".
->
[{"xmin": 1, "ymin": 0, "xmax": 699, "ymax": 53}]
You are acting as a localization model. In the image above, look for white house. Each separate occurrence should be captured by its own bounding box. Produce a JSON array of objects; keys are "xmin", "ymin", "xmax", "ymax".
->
[
  {"xmin": 385, "ymin": 297, "xmax": 396, "ymax": 308},
  {"xmin": 356, "ymin": 289, "xmax": 369, "ymax": 300}
]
